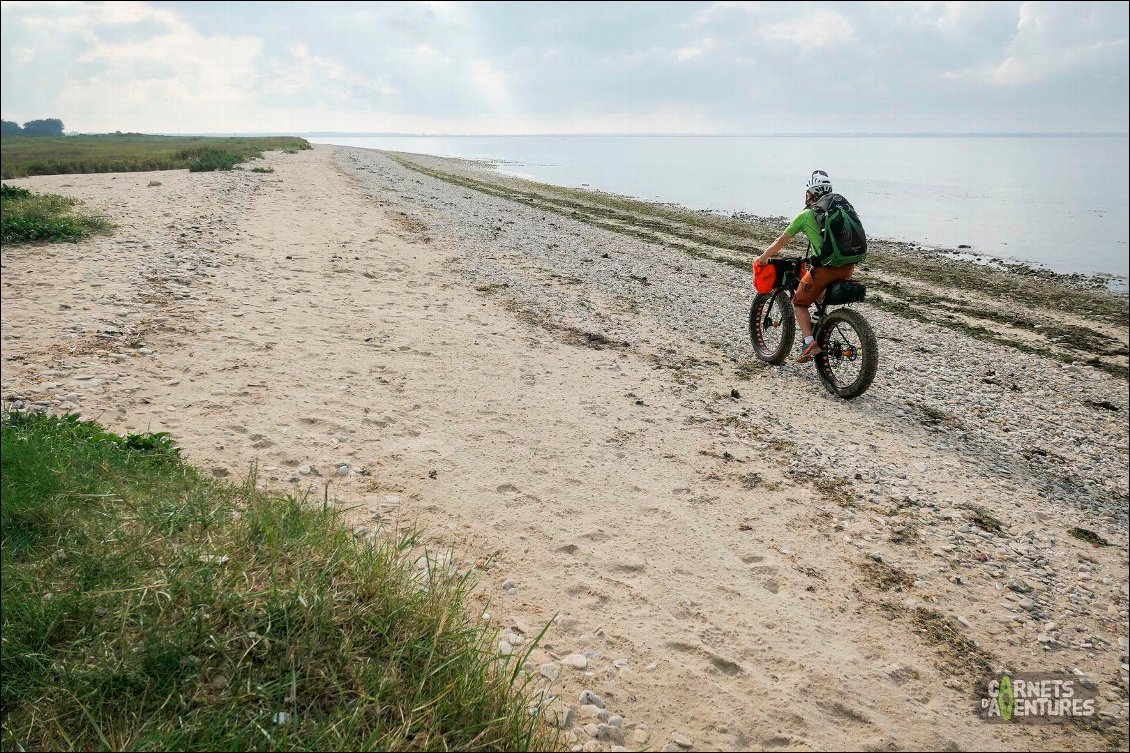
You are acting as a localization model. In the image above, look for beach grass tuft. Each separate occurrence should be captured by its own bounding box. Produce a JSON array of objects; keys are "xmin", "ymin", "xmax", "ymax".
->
[
  {"xmin": 1, "ymin": 411, "xmax": 558, "ymax": 752},
  {"xmin": 183, "ymin": 147, "xmax": 245, "ymax": 172},
  {"xmin": 1, "ymin": 184, "xmax": 113, "ymax": 245}
]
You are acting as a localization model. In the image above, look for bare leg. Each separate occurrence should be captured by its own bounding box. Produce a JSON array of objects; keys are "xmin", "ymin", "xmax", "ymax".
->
[{"xmin": 794, "ymin": 304, "xmax": 813, "ymax": 340}]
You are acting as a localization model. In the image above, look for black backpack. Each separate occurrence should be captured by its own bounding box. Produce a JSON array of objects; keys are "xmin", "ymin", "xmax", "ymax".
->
[{"xmin": 810, "ymin": 193, "xmax": 867, "ymax": 267}]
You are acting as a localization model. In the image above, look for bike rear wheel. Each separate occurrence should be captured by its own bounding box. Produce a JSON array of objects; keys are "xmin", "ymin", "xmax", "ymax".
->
[
  {"xmin": 749, "ymin": 291, "xmax": 796, "ymax": 364},
  {"xmin": 814, "ymin": 307, "xmax": 878, "ymax": 399}
]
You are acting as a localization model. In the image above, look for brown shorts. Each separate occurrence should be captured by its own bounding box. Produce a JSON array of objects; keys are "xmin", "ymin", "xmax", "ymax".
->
[{"xmin": 793, "ymin": 264, "xmax": 855, "ymax": 307}]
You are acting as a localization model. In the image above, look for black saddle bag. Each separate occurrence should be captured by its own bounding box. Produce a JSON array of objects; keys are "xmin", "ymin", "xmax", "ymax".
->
[{"xmin": 824, "ymin": 279, "xmax": 866, "ymax": 305}]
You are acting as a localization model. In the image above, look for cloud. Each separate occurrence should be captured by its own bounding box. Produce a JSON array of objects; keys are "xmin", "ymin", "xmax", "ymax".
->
[
  {"xmin": 944, "ymin": 1, "xmax": 1129, "ymax": 86},
  {"xmin": 283, "ymin": 41, "xmax": 397, "ymax": 97},
  {"xmin": 75, "ymin": 28, "xmax": 263, "ymax": 105},
  {"xmin": 470, "ymin": 59, "xmax": 509, "ymax": 108},
  {"xmin": 413, "ymin": 43, "xmax": 450, "ymax": 64},
  {"xmin": 676, "ymin": 37, "xmax": 717, "ymax": 61},
  {"xmin": 690, "ymin": 2, "xmax": 765, "ymax": 27},
  {"xmin": 759, "ymin": 9, "xmax": 854, "ymax": 46},
  {"xmin": 906, "ymin": 1, "xmax": 978, "ymax": 33}
]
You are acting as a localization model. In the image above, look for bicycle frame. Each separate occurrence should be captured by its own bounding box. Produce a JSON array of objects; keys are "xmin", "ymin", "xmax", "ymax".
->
[{"xmin": 765, "ymin": 257, "xmax": 831, "ymax": 334}]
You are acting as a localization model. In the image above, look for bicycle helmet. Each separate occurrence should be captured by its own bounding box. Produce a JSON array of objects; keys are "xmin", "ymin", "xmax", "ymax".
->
[{"xmin": 805, "ymin": 170, "xmax": 833, "ymax": 197}]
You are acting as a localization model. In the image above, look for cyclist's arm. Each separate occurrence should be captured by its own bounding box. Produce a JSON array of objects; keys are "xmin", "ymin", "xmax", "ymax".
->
[{"xmin": 756, "ymin": 231, "xmax": 793, "ymax": 265}]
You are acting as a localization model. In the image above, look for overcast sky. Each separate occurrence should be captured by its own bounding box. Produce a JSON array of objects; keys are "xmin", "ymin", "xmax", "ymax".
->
[{"xmin": 1, "ymin": 1, "xmax": 1127, "ymax": 134}]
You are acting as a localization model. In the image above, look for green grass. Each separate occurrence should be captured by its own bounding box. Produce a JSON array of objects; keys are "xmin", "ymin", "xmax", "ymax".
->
[
  {"xmin": 251, "ymin": 166, "xmax": 276, "ymax": 174},
  {"xmin": 1, "ymin": 184, "xmax": 113, "ymax": 245},
  {"xmin": 184, "ymin": 147, "xmax": 245, "ymax": 173},
  {"xmin": 1, "ymin": 412, "xmax": 557, "ymax": 752},
  {"xmin": 1, "ymin": 135, "xmax": 312, "ymax": 179}
]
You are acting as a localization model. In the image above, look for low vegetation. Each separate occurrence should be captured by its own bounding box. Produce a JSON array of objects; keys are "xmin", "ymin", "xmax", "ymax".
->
[
  {"xmin": 0, "ymin": 134, "xmax": 311, "ymax": 179},
  {"xmin": 185, "ymin": 147, "xmax": 245, "ymax": 172},
  {"xmin": 1, "ymin": 412, "xmax": 556, "ymax": 751},
  {"xmin": 0, "ymin": 184, "xmax": 113, "ymax": 245}
]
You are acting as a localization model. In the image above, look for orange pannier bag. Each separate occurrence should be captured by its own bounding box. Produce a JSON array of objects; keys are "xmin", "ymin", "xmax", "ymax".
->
[{"xmin": 753, "ymin": 260, "xmax": 777, "ymax": 293}]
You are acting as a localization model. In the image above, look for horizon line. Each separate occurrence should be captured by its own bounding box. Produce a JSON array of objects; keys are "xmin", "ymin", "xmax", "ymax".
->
[
  {"xmin": 41, "ymin": 129, "xmax": 1129, "ymax": 139},
  {"xmin": 192, "ymin": 130, "xmax": 1130, "ymax": 138}
]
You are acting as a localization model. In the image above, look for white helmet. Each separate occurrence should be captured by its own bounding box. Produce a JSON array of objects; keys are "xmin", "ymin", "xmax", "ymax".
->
[{"xmin": 806, "ymin": 170, "xmax": 832, "ymax": 197}]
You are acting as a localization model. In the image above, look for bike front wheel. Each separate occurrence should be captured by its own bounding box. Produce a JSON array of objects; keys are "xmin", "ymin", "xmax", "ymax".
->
[
  {"xmin": 814, "ymin": 307, "xmax": 878, "ymax": 399},
  {"xmin": 749, "ymin": 291, "xmax": 796, "ymax": 364}
]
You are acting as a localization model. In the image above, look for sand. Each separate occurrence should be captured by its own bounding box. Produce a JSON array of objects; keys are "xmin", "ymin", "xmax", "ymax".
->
[{"xmin": 2, "ymin": 145, "xmax": 1127, "ymax": 751}]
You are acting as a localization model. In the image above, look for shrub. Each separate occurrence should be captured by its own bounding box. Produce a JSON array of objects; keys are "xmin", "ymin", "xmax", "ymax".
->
[
  {"xmin": 186, "ymin": 147, "xmax": 243, "ymax": 172},
  {"xmin": 1, "ymin": 187, "xmax": 112, "ymax": 245},
  {"xmin": 1, "ymin": 183, "xmax": 32, "ymax": 200}
]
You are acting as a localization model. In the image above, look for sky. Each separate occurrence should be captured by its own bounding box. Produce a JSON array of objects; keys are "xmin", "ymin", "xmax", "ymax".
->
[{"xmin": 1, "ymin": 1, "xmax": 1127, "ymax": 135}]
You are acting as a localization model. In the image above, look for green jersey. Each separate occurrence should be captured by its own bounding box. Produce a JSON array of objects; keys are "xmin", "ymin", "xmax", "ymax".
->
[{"xmin": 785, "ymin": 208, "xmax": 822, "ymax": 254}]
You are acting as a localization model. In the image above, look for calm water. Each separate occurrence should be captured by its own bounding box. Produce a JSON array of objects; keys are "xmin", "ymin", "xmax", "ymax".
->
[{"xmin": 312, "ymin": 135, "xmax": 1130, "ymax": 282}]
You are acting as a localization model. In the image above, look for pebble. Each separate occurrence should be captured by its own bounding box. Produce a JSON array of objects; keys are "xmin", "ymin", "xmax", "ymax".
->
[
  {"xmin": 578, "ymin": 690, "xmax": 604, "ymax": 709},
  {"xmin": 672, "ymin": 732, "xmax": 694, "ymax": 749},
  {"xmin": 562, "ymin": 653, "xmax": 589, "ymax": 669},
  {"xmin": 596, "ymin": 724, "xmax": 623, "ymax": 744},
  {"xmin": 542, "ymin": 700, "xmax": 571, "ymax": 729},
  {"xmin": 540, "ymin": 663, "xmax": 561, "ymax": 681},
  {"xmin": 1071, "ymin": 666, "xmax": 1097, "ymax": 690},
  {"xmin": 575, "ymin": 704, "xmax": 609, "ymax": 722}
]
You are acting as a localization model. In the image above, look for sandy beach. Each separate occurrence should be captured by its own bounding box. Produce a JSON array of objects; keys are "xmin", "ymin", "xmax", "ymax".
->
[{"xmin": 2, "ymin": 145, "xmax": 1127, "ymax": 751}]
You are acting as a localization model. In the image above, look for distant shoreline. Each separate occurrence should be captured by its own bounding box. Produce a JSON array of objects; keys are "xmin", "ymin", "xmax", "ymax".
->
[
  {"xmin": 140, "ymin": 131, "xmax": 1130, "ymax": 139},
  {"xmin": 340, "ymin": 141, "xmax": 1129, "ymax": 290}
]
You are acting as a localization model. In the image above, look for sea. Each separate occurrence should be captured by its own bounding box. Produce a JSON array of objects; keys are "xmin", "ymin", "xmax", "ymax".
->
[{"xmin": 310, "ymin": 134, "xmax": 1130, "ymax": 286}]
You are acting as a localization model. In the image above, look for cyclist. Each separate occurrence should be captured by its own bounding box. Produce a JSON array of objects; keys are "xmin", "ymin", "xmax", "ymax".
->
[{"xmin": 754, "ymin": 170, "xmax": 857, "ymax": 363}]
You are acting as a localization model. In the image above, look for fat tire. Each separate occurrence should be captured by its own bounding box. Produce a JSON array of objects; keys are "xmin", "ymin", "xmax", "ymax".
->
[
  {"xmin": 814, "ymin": 307, "xmax": 878, "ymax": 399},
  {"xmin": 749, "ymin": 291, "xmax": 796, "ymax": 365}
]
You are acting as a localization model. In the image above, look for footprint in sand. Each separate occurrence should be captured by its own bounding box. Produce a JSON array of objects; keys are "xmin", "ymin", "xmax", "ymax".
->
[
  {"xmin": 708, "ymin": 653, "xmax": 743, "ymax": 676},
  {"xmin": 746, "ymin": 557, "xmax": 781, "ymax": 593}
]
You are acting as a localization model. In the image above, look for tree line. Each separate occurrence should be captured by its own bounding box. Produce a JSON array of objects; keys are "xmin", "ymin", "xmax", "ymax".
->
[{"xmin": 2, "ymin": 118, "xmax": 65, "ymax": 137}]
